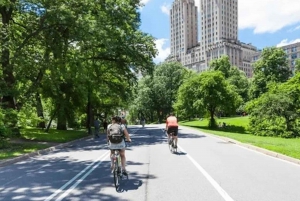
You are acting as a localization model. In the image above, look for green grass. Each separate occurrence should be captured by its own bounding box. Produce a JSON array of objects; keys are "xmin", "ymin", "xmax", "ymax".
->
[
  {"xmin": 180, "ymin": 116, "xmax": 300, "ymax": 160},
  {"xmin": 20, "ymin": 128, "xmax": 89, "ymax": 143},
  {"xmin": 0, "ymin": 144, "xmax": 50, "ymax": 160},
  {"xmin": 0, "ymin": 128, "xmax": 90, "ymax": 161}
]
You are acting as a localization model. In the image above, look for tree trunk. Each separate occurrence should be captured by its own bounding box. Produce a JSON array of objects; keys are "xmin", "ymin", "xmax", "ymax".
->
[
  {"xmin": 56, "ymin": 104, "xmax": 67, "ymax": 130},
  {"xmin": 1, "ymin": 6, "xmax": 19, "ymax": 136},
  {"xmin": 46, "ymin": 106, "xmax": 60, "ymax": 132},
  {"xmin": 209, "ymin": 109, "xmax": 216, "ymax": 128},
  {"xmin": 36, "ymin": 93, "xmax": 46, "ymax": 128}
]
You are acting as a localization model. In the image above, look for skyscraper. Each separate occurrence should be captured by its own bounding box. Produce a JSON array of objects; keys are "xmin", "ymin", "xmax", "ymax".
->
[
  {"xmin": 170, "ymin": 0, "xmax": 198, "ymax": 57},
  {"xmin": 201, "ymin": 0, "xmax": 238, "ymax": 46},
  {"xmin": 166, "ymin": 0, "xmax": 258, "ymax": 77}
]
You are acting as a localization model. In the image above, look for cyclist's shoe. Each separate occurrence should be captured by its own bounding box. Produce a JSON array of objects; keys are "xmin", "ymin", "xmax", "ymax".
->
[{"xmin": 123, "ymin": 170, "xmax": 128, "ymax": 176}]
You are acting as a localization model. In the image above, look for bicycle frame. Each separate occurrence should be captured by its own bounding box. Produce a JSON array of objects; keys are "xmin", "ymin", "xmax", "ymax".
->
[
  {"xmin": 110, "ymin": 141, "xmax": 130, "ymax": 191},
  {"xmin": 112, "ymin": 149, "xmax": 123, "ymax": 190},
  {"xmin": 167, "ymin": 131, "xmax": 177, "ymax": 153}
]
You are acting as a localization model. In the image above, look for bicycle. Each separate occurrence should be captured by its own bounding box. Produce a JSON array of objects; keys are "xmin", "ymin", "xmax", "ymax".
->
[
  {"xmin": 165, "ymin": 129, "xmax": 177, "ymax": 153},
  {"xmin": 110, "ymin": 141, "xmax": 130, "ymax": 190}
]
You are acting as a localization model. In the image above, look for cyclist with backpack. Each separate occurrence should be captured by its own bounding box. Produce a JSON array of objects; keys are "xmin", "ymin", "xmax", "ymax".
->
[{"xmin": 107, "ymin": 116, "xmax": 131, "ymax": 175}]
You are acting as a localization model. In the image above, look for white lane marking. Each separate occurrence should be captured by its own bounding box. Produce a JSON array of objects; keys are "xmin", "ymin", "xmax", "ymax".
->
[
  {"xmin": 178, "ymin": 146, "xmax": 235, "ymax": 201},
  {"xmin": 162, "ymin": 129, "xmax": 234, "ymax": 201},
  {"xmin": 44, "ymin": 151, "xmax": 109, "ymax": 201},
  {"xmin": 1, "ymin": 142, "xmax": 107, "ymax": 189},
  {"xmin": 54, "ymin": 152, "xmax": 110, "ymax": 201}
]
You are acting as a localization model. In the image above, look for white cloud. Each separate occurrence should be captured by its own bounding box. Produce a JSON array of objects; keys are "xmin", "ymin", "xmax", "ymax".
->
[
  {"xmin": 161, "ymin": 3, "xmax": 171, "ymax": 15},
  {"xmin": 140, "ymin": 0, "xmax": 150, "ymax": 5},
  {"xmin": 195, "ymin": 0, "xmax": 300, "ymax": 34},
  {"xmin": 139, "ymin": 0, "xmax": 151, "ymax": 10},
  {"xmin": 239, "ymin": 0, "xmax": 300, "ymax": 33},
  {"xmin": 154, "ymin": 39, "xmax": 170, "ymax": 63},
  {"xmin": 294, "ymin": 25, "xmax": 300, "ymax": 31},
  {"xmin": 288, "ymin": 25, "xmax": 300, "ymax": 32},
  {"xmin": 276, "ymin": 38, "xmax": 300, "ymax": 47}
]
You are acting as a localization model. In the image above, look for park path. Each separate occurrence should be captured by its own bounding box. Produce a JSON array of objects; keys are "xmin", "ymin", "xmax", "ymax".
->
[{"xmin": 0, "ymin": 125, "xmax": 300, "ymax": 201}]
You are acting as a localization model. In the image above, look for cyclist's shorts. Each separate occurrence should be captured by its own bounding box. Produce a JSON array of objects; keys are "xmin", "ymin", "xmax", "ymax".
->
[{"xmin": 167, "ymin": 126, "xmax": 178, "ymax": 136}]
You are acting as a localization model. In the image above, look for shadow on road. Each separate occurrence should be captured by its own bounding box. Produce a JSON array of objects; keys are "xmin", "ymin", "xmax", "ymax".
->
[
  {"xmin": 179, "ymin": 133, "xmax": 206, "ymax": 139},
  {"xmin": 0, "ymin": 126, "xmax": 204, "ymax": 200}
]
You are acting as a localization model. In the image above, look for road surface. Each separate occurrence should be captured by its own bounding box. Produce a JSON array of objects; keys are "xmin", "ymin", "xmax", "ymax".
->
[{"xmin": 1, "ymin": 125, "xmax": 300, "ymax": 201}]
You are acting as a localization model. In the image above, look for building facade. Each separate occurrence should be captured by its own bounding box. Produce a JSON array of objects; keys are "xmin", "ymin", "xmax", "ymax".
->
[
  {"xmin": 166, "ymin": 0, "xmax": 259, "ymax": 77},
  {"xmin": 251, "ymin": 42, "xmax": 300, "ymax": 75},
  {"xmin": 170, "ymin": 0, "xmax": 198, "ymax": 57}
]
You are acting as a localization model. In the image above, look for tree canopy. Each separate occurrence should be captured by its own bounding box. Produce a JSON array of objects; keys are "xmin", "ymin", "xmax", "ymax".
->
[{"xmin": 0, "ymin": 0, "xmax": 157, "ymax": 143}]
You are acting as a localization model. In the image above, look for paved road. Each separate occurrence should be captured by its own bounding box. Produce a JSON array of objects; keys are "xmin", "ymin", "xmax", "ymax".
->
[{"xmin": 1, "ymin": 125, "xmax": 300, "ymax": 201}]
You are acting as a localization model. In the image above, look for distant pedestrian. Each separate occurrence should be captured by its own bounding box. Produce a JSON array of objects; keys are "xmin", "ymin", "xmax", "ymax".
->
[
  {"xmin": 141, "ymin": 116, "xmax": 145, "ymax": 127},
  {"xmin": 103, "ymin": 119, "xmax": 108, "ymax": 134},
  {"xmin": 94, "ymin": 117, "xmax": 100, "ymax": 138}
]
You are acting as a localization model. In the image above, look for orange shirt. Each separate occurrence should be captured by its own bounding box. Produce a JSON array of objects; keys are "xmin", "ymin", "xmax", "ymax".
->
[{"xmin": 166, "ymin": 116, "xmax": 178, "ymax": 127}]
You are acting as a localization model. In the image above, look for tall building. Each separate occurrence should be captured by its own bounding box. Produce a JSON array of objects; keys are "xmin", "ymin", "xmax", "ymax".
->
[
  {"xmin": 166, "ymin": 0, "xmax": 259, "ymax": 77},
  {"xmin": 170, "ymin": 0, "xmax": 198, "ymax": 58},
  {"xmin": 201, "ymin": 0, "xmax": 238, "ymax": 46}
]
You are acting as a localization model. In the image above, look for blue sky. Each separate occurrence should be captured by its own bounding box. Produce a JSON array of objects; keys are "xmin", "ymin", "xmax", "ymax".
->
[{"xmin": 138, "ymin": 0, "xmax": 300, "ymax": 63}]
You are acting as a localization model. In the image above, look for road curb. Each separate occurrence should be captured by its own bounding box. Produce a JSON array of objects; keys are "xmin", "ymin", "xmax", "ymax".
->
[
  {"xmin": 180, "ymin": 125, "xmax": 300, "ymax": 166},
  {"xmin": 0, "ymin": 135, "xmax": 92, "ymax": 168}
]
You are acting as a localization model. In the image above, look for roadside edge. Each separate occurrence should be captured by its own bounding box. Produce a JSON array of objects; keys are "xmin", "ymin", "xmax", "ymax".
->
[{"xmin": 179, "ymin": 125, "xmax": 300, "ymax": 166}]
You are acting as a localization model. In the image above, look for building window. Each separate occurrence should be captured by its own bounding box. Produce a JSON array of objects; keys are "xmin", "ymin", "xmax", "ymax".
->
[{"xmin": 291, "ymin": 54, "xmax": 297, "ymax": 59}]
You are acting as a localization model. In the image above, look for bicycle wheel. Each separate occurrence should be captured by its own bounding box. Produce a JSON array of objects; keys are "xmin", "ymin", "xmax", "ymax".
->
[
  {"xmin": 113, "ymin": 160, "xmax": 120, "ymax": 190},
  {"xmin": 172, "ymin": 141, "xmax": 177, "ymax": 153},
  {"xmin": 168, "ymin": 137, "xmax": 173, "ymax": 153}
]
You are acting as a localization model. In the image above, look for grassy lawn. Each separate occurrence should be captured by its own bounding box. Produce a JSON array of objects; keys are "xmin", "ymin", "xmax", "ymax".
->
[
  {"xmin": 0, "ymin": 128, "xmax": 90, "ymax": 161},
  {"xmin": 20, "ymin": 128, "xmax": 89, "ymax": 143},
  {"xmin": 0, "ymin": 144, "xmax": 50, "ymax": 160},
  {"xmin": 180, "ymin": 116, "xmax": 300, "ymax": 160}
]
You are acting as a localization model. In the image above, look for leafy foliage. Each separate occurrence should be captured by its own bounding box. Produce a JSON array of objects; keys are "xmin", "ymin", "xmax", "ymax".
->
[
  {"xmin": 0, "ymin": 0, "xmax": 157, "ymax": 138},
  {"xmin": 209, "ymin": 55, "xmax": 231, "ymax": 78},
  {"xmin": 246, "ymin": 73, "xmax": 300, "ymax": 138},
  {"xmin": 175, "ymin": 71, "xmax": 242, "ymax": 128},
  {"xmin": 128, "ymin": 62, "xmax": 189, "ymax": 123},
  {"xmin": 249, "ymin": 47, "xmax": 292, "ymax": 99}
]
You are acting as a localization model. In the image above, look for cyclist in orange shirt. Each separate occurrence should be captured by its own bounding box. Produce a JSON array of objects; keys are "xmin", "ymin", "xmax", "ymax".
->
[{"xmin": 165, "ymin": 112, "xmax": 179, "ymax": 148}]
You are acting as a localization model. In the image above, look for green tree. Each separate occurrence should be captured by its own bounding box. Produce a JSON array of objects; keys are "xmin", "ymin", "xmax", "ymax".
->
[
  {"xmin": 209, "ymin": 56, "xmax": 249, "ymax": 102},
  {"xmin": 246, "ymin": 73, "xmax": 300, "ymax": 138},
  {"xmin": 129, "ymin": 62, "xmax": 188, "ymax": 123},
  {"xmin": 175, "ymin": 71, "xmax": 241, "ymax": 128},
  {"xmin": 173, "ymin": 72, "xmax": 198, "ymax": 120},
  {"xmin": 209, "ymin": 55, "xmax": 231, "ymax": 78},
  {"xmin": 1, "ymin": 0, "xmax": 157, "ymax": 134},
  {"xmin": 228, "ymin": 66, "xmax": 250, "ymax": 102},
  {"xmin": 249, "ymin": 47, "xmax": 291, "ymax": 99},
  {"xmin": 295, "ymin": 58, "xmax": 300, "ymax": 73}
]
